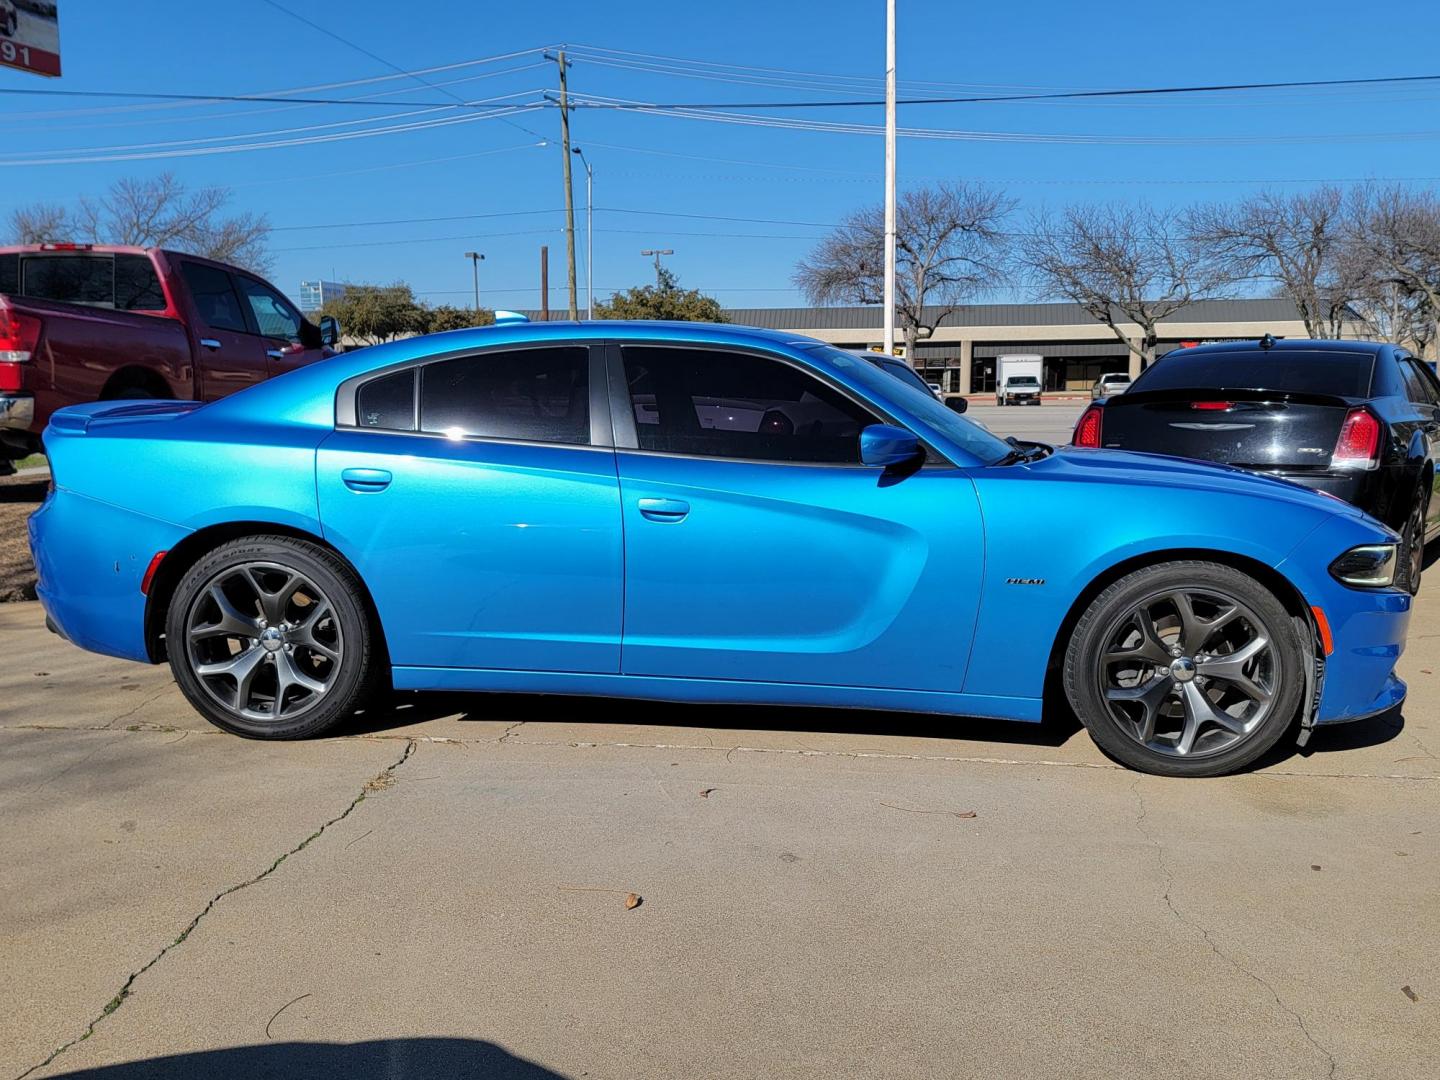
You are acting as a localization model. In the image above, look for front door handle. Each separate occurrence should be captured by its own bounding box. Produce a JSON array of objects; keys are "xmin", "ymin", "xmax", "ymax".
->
[
  {"xmin": 341, "ymin": 467, "xmax": 392, "ymax": 493},
  {"xmin": 199, "ymin": 338, "xmax": 221, "ymax": 351},
  {"xmin": 638, "ymin": 497, "xmax": 690, "ymax": 522},
  {"xmin": 266, "ymin": 348, "xmax": 285, "ymax": 360}
]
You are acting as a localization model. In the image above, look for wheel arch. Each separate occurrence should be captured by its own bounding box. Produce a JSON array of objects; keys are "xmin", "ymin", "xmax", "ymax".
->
[
  {"xmin": 100, "ymin": 366, "xmax": 174, "ymax": 400},
  {"xmin": 1040, "ymin": 547, "xmax": 1312, "ymax": 721},
  {"xmin": 143, "ymin": 521, "xmax": 390, "ymax": 671}
]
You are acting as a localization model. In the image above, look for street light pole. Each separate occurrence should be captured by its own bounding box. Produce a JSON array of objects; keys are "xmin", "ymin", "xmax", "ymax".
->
[
  {"xmin": 883, "ymin": 0, "xmax": 898, "ymax": 358},
  {"xmin": 463, "ymin": 251, "xmax": 484, "ymax": 311},
  {"xmin": 640, "ymin": 248, "xmax": 673, "ymax": 284},
  {"xmin": 572, "ymin": 147, "xmax": 594, "ymax": 319}
]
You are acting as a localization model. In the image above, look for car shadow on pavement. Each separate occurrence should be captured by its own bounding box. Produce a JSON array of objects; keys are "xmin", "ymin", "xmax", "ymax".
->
[
  {"xmin": 42, "ymin": 1038, "xmax": 569, "ymax": 1080},
  {"xmin": 339, "ymin": 689, "xmax": 1086, "ymax": 748}
]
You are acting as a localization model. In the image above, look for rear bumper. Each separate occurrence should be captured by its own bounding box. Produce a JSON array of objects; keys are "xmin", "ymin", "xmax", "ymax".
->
[
  {"xmin": 1250, "ymin": 466, "xmax": 1404, "ymax": 529},
  {"xmin": 28, "ymin": 488, "xmax": 186, "ymax": 663}
]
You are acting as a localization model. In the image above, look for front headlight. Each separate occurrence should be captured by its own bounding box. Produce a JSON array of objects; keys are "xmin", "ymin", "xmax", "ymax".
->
[{"xmin": 1329, "ymin": 544, "xmax": 1398, "ymax": 588}]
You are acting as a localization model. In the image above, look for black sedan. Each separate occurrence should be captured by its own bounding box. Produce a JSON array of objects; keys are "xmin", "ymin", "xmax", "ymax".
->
[{"xmin": 1072, "ymin": 337, "xmax": 1440, "ymax": 592}]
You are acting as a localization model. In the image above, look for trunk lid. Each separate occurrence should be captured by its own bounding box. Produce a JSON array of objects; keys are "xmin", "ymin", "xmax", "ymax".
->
[{"xmin": 1097, "ymin": 388, "xmax": 1356, "ymax": 469}]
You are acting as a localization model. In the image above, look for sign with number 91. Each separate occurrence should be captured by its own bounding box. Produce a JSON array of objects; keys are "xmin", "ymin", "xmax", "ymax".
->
[{"xmin": 0, "ymin": 1, "xmax": 61, "ymax": 78}]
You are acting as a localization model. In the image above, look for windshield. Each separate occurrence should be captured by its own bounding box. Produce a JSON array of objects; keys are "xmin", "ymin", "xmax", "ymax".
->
[
  {"xmin": 1133, "ymin": 350, "xmax": 1374, "ymax": 398},
  {"xmin": 1007, "ymin": 376, "xmax": 1039, "ymax": 386},
  {"xmin": 808, "ymin": 345, "xmax": 1012, "ymax": 465}
]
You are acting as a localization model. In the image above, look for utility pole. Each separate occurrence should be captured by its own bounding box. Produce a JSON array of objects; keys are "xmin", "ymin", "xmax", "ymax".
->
[
  {"xmin": 463, "ymin": 251, "xmax": 484, "ymax": 311},
  {"xmin": 550, "ymin": 49, "xmax": 579, "ymax": 320},
  {"xmin": 883, "ymin": 0, "xmax": 898, "ymax": 358},
  {"xmin": 641, "ymin": 248, "xmax": 673, "ymax": 284},
  {"xmin": 572, "ymin": 146, "xmax": 594, "ymax": 319},
  {"xmin": 540, "ymin": 245, "xmax": 549, "ymax": 322}
]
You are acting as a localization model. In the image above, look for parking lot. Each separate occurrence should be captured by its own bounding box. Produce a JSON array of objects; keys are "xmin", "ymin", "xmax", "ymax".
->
[{"xmin": 1, "ymin": 397, "xmax": 1435, "ymax": 1078}]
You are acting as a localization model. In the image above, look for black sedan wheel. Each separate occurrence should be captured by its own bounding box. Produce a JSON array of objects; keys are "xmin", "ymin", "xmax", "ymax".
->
[
  {"xmin": 1065, "ymin": 561, "xmax": 1305, "ymax": 776},
  {"xmin": 1398, "ymin": 488, "xmax": 1428, "ymax": 596},
  {"xmin": 166, "ymin": 536, "xmax": 379, "ymax": 738}
]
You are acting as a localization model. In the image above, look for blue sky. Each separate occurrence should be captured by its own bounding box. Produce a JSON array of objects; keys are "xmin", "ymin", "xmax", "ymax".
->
[{"xmin": 5, "ymin": 0, "xmax": 1440, "ymax": 309}]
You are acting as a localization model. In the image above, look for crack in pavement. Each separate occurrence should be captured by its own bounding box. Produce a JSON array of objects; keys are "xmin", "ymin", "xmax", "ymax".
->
[
  {"xmin": 497, "ymin": 721, "xmax": 525, "ymax": 743},
  {"xmin": 12, "ymin": 738, "xmax": 417, "ymax": 1080},
  {"xmin": 102, "ymin": 684, "xmax": 175, "ymax": 730},
  {"xmin": 1129, "ymin": 778, "xmax": 1340, "ymax": 1080}
]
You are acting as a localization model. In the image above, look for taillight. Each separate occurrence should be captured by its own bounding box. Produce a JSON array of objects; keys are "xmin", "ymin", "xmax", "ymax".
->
[
  {"xmin": 1073, "ymin": 404, "xmax": 1103, "ymax": 447},
  {"xmin": 1332, "ymin": 407, "xmax": 1381, "ymax": 469},
  {"xmin": 0, "ymin": 308, "xmax": 41, "ymax": 391},
  {"xmin": 1190, "ymin": 401, "xmax": 1234, "ymax": 411}
]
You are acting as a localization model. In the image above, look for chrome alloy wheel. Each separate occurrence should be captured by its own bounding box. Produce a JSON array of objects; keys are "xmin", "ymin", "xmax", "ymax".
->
[
  {"xmin": 185, "ymin": 562, "xmax": 343, "ymax": 723},
  {"xmin": 1096, "ymin": 588, "xmax": 1280, "ymax": 758}
]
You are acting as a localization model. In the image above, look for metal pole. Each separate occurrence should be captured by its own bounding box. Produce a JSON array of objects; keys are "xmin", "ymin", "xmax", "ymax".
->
[
  {"xmin": 573, "ymin": 148, "xmax": 593, "ymax": 319},
  {"xmin": 463, "ymin": 251, "xmax": 483, "ymax": 311},
  {"xmin": 540, "ymin": 245, "xmax": 549, "ymax": 322},
  {"xmin": 883, "ymin": 0, "xmax": 898, "ymax": 357},
  {"xmin": 557, "ymin": 50, "xmax": 579, "ymax": 320}
]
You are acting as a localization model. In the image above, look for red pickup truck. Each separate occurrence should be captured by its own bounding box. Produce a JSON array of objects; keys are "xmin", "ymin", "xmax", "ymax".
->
[{"xmin": 0, "ymin": 244, "xmax": 338, "ymax": 473}]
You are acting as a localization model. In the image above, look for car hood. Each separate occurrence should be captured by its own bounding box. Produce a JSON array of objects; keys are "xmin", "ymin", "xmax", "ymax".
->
[{"xmin": 1026, "ymin": 445, "xmax": 1374, "ymax": 522}]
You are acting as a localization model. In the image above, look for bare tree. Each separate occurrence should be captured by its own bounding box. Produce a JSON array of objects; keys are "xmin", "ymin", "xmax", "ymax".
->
[
  {"xmin": 1345, "ymin": 185, "xmax": 1440, "ymax": 359},
  {"xmin": 794, "ymin": 182, "xmax": 1014, "ymax": 358},
  {"xmin": 8, "ymin": 173, "xmax": 271, "ymax": 272},
  {"xmin": 9, "ymin": 203, "xmax": 71, "ymax": 245},
  {"xmin": 1186, "ymin": 186, "xmax": 1354, "ymax": 339},
  {"xmin": 1018, "ymin": 203, "xmax": 1234, "ymax": 368}
]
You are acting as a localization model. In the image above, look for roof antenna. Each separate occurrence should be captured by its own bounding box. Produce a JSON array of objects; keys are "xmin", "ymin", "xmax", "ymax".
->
[{"xmin": 1258, "ymin": 333, "xmax": 1276, "ymax": 350}]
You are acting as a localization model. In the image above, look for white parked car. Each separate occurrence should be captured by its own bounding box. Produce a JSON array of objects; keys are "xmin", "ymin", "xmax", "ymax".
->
[{"xmin": 1091, "ymin": 372, "xmax": 1132, "ymax": 400}]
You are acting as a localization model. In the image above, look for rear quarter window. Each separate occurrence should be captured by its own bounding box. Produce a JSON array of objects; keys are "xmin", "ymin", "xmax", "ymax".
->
[{"xmin": 1133, "ymin": 350, "xmax": 1375, "ymax": 398}]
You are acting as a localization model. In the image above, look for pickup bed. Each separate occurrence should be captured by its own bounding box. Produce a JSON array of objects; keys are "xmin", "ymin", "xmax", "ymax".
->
[{"xmin": 0, "ymin": 244, "xmax": 337, "ymax": 472}]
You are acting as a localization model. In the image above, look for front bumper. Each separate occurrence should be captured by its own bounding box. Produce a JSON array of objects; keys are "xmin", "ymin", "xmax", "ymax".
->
[{"xmin": 1278, "ymin": 514, "xmax": 1410, "ymax": 725}]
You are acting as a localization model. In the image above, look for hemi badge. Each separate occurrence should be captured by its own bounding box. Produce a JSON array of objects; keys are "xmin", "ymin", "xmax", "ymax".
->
[{"xmin": 1006, "ymin": 577, "xmax": 1045, "ymax": 586}]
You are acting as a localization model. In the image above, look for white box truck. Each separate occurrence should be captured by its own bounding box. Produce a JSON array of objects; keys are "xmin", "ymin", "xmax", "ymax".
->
[{"xmin": 996, "ymin": 354, "xmax": 1044, "ymax": 406}]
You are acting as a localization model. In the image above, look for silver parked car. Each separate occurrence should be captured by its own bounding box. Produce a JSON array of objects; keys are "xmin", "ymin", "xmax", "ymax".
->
[{"xmin": 1091, "ymin": 372, "xmax": 1132, "ymax": 400}]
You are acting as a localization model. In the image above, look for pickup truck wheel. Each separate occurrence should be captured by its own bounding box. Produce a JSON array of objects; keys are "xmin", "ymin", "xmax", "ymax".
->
[
  {"xmin": 166, "ymin": 536, "xmax": 379, "ymax": 739},
  {"xmin": 1064, "ymin": 561, "xmax": 1304, "ymax": 777}
]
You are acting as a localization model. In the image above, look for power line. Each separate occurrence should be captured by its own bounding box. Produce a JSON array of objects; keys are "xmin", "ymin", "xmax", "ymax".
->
[
  {"xmin": 258, "ymin": 0, "xmax": 549, "ymax": 140},
  {"xmin": 564, "ymin": 71, "xmax": 1440, "ymax": 110}
]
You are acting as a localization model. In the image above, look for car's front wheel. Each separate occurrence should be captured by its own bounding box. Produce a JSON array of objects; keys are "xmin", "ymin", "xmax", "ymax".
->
[
  {"xmin": 1064, "ymin": 561, "xmax": 1305, "ymax": 776},
  {"xmin": 166, "ymin": 536, "xmax": 379, "ymax": 739}
]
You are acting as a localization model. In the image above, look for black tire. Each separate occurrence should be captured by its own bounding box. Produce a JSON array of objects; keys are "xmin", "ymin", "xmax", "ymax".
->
[
  {"xmin": 165, "ymin": 535, "xmax": 380, "ymax": 739},
  {"xmin": 1397, "ymin": 485, "xmax": 1429, "ymax": 596},
  {"xmin": 1064, "ymin": 560, "xmax": 1305, "ymax": 777}
]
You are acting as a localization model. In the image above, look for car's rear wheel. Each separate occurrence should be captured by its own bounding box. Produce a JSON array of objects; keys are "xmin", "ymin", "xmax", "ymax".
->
[
  {"xmin": 1397, "ymin": 486, "xmax": 1429, "ymax": 596},
  {"xmin": 166, "ymin": 536, "xmax": 379, "ymax": 739},
  {"xmin": 1064, "ymin": 561, "xmax": 1305, "ymax": 777}
]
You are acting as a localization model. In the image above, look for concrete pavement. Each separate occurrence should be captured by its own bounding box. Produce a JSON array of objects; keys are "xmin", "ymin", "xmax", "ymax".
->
[{"xmin": 0, "ymin": 585, "xmax": 1436, "ymax": 1079}]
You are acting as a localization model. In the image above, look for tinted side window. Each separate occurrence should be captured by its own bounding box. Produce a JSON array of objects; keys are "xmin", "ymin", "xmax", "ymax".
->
[
  {"xmin": 21, "ymin": 255, "xmax": 112, "ymax": 306},
  {"xmin": 356, "ymin": 370, "xmax": 416, "ymax": 431},
  {"xmin": 114, "ymin": 254, "xmax": 167, "ymax": 311},
  {"xmin": 622, "ymin": 346, "xmax": 876, "ymax": 463},
  {"xmin": 420, "ymin": 347, "xmax": 589, "ymax": 445},
  {"xmin": 1402, "ymin": 359, "xmax": 1440, "ymax": 407},
  {"xmin": 179, "ymin": 263, "xmax": 249, "ymax": 333},
  {"xmin": 0, "ymin": 254, "xmax": 17, "ymax": 295},
  {"xmin": 235, "ymin": 275, "xmax": 303, "ymax": 342}
]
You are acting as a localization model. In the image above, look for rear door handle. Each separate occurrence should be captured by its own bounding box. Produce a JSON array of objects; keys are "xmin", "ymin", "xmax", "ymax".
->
[
  {"xmin": 341, "ymin": 467, "xmax": 392, "ymax": 493},
  {"xmin": 200, "ymin": 338, "xmax": 221, "ymax": 351},
  {"xmin": 266, "ymin": 348, "xmax": 285, "ymax": 359},
  {"xmin": 638, "ymin": 497, "xmax": 690, "ymax": 522}
]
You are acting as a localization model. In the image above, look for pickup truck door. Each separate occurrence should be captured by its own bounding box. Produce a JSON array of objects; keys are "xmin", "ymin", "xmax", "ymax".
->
[
  {"xmin": 175, "ymin": 261, "xmax": 269, "ymax": 399},
  {"xmin": 232, "ymin": 273, "xmax": 328, "ymax": 378}
]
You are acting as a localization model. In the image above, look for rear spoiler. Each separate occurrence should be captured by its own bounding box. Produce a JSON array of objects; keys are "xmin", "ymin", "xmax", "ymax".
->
[{"xmin": 48, "ymin": 400, "xmax": 204, "ymax": 434}]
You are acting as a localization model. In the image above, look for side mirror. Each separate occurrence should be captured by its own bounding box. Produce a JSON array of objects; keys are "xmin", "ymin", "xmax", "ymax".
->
[
  {"xmin": 859, "ymin": 423, "xmax": 921, "ymax": 467},
  {"xmin": 944, "ymin": 396, "xmax": 969, "ymax": 414},
  {"xmin": 319, "ymin": 315, "xmax": 340, "ymax": 348}
]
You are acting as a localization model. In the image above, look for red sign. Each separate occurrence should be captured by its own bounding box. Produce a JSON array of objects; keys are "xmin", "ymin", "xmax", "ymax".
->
[{"xmin": 0, "ymin": 2, "xmax": 62, "ymax": 78}]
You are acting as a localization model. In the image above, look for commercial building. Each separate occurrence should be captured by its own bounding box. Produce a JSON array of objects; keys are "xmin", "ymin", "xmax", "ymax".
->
[
  {"xmin": 297, "ymin": 280, "xmax": 350, "ymax": 314},
  {"xmin": 725, "ymin": 299, "xmax": 1319, "ymax": 393}
]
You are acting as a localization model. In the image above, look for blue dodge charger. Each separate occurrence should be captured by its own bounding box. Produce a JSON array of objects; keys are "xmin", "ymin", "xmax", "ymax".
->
[{"xmin": 29, "ymin": 319, "xmax": 1411, "ymax": 776}]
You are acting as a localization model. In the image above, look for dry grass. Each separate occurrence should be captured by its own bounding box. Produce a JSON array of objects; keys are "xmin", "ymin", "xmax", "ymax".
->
[{"xmin": 0, "ymin": 472, "xmax": 46, "ymax": 602}]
